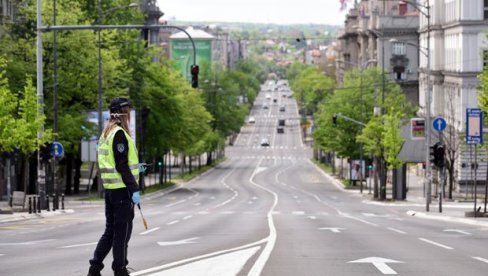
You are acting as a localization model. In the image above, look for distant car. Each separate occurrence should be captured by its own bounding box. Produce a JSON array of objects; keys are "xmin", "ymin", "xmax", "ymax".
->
[
  {"xmin": 277, "ymin": 127, "xmax": 284, "ymax": 134},
  {"xmin": 279, "ymin": 105, "xmax": 286, "ymax": 112},
  {"xmin": 248, "ymin": 116, "xmax": 255, "ymax": 123},
  {"xmin": 260, "ymin": 138, "xmax": 270, "ymax": 147},
  {"xmin": 266, "ymin": 93, "xmax": 271, "ymax": 99},
  {"xmin": 263, "ymin": 105, "xmax": 269, "ymax": 109},
  {"xmin": 273, "ymin": 98, "xmax": 277, "ymax": 103}
]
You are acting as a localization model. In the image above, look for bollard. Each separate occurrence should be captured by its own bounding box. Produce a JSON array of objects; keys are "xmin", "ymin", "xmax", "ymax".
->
[
  {"xmin": 46, "ymin": 194, "xmax": 50, "ymax": 212},
  {"xmin": 61, "ymin": 194, "xmax": 65, "ymax": 210},
  {"xmin": 32, "ymin": 196, "xmax": 37, "ymax": 214},
  {"xmin": 52, "ymin": 194, "xmax": 56, "ymax": 211},
  {"xmin": 28, "ymin": 197, "xmax": 32, "ymax": 214},
  {"xmin": 37, "ymin": 196, "xmax": 41, "ymax": 213}
]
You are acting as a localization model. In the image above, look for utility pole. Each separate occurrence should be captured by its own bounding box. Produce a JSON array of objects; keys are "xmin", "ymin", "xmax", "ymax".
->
[
  {"xmin": 52, "ymin": 0, "xmax": 59, "ymax": 198},
  {"xmin": 36, "ymin": 0, "xmax": 46, "ymax": 207}
]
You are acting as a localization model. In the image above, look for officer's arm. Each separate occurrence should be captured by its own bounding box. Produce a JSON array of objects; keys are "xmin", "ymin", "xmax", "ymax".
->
[{"xmin": 113, "ymin": 130, "xmax": 139, "ymax": 193}]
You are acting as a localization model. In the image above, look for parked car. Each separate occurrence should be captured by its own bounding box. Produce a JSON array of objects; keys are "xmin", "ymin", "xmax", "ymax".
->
[
  {"xmin": 277, "ymin": 127, "xmax": 284, "ymax": 134},
  {"xmin": 248, "ymin": 116, "xmax": 256, "ymax": 123},
  {"xmin": 279, "ymin": 105, "xmax": 286, "ymax": 112},
  {"xmin": 263, "ymin": 105, "xmax": 269, "ymax": 109},
  {"xmin": 260, "ymin": 138, "xmax": 270, "ymax": 147}
]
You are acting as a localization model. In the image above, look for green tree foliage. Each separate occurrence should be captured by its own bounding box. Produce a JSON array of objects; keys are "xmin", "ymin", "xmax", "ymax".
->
[
  {"xmin": 314, "ymin": 67, "xmax": 415, "ymax": 163},
  {"xmin": 289, "ymin": 66, "xmax": 335, "ymax": 115},
  {"xmin": 0, "ymin": 58, "xmax": 50, "ymax": 154}
]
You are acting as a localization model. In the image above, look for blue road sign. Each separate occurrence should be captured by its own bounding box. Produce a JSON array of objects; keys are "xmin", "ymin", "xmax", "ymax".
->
[
  {"xmin": 433, "ymin": 117, "xmax": 447, "ymax": 132},
  {"xmin": 51, "ymin": 142, "xmax": 64, "ymax": 158},
  {"xmin": 466, "ymin": 108, "xmax": 483, "ymax": 144}
]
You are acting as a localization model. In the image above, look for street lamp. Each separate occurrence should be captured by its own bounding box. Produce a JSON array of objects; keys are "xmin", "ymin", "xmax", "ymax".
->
[
  {"xmin": 336, "ymin": 59, "xmax": 376, "ymax": 193},
  {"xmin": 396, "ymin": 0, "xmax": 432, "ymax": 211},
  {"xmin": 94, "ymin": 2, "xmax": 138, "ymax": 139},
  {"xmin": 93, "ymin": 2, "xmax": 138, "ymax": 196}
]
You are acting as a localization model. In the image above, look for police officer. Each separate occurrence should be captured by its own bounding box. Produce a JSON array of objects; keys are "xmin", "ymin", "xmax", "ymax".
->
[{"xmin": 88, "ymin": 98, "xmax": 140, "ymax": 276}]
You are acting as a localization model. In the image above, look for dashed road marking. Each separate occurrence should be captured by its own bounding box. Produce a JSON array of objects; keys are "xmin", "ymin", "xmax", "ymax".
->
[
  {"xmin": 140, "ymin": 227, "xmax": 160, "ymax": 235},
  {"xmin": 419, "ymin": 238, "xmax": 453, "ymax": 250},
  {"xmin": 167, "ymin": 220, "xmax": 179, "ymax": 226}
]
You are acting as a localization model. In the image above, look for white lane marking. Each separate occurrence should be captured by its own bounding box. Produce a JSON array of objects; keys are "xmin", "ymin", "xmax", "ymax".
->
[
  {"xmin": 145, "ymin": 246, "xmax": 260, "ymax": 276},
  {"xmin": 140, "ymin": 227, "xmax": 160, "ymax": 235},
  {"xmin": 444, "ymin": 229, "xmax": 471, "ymax": 235},
  {"xmin": 248, "ymin": 158, "xmax": 279, "ymax": 276},
  {"xmin": 248, "ymin": 201, "xmax": 254, "ymax": 204},
  {"xmin": 0, "ymin": 254, "xmax": 4, "ymax": 256},
  {"xmin": 58, "ymin": 242, "xmax": 97, "ymax": 249},
  {"xmin": 349, "ymin": 257, "xmax": 403, "ymax": 275},
  {"xmin": 193, "ymin": 202, "xmax": 201, "ymax": 206},
  {"xmin": 319, "ymin": 227, "xmax": 345, "ymax": 233},
  {"xmin": 419, "ymin": 238, "xmax": 453, "ymax": 250},
  {"xmin": 271, "ymin": 211, "xmax": 281, "ymax": 215},
  {"xmin": 164, "ymin": 200, "xmax": 186, "ymax": 208},
  {"xmin": 292, "ymin": 211, "xmax": 305, "ymax": 215},
  {"xmin": 182, "ymin": 215, "xmax": 192, "ymax": 220},
  {"xmin": 220, "ymin": 211, "xmax": 234, "ymax": 215},
  {"xmin": 340, "ymin": 213, "xmax": 379, "ymax": 227},
  {"xmin": 387, "ymin": 227, "xmax": 406, "ymax": 235},
  {"xmin": 473, "ymin": 257, "xmax": 488, "ymax": 264},
  {"xmin": 133, "ymin": 238, "xmax": 268, "ymax": 276},
  {"xmin": 308, "ymin": 216, "xmax": 317, "ymax": 220},
  {"xmin": 363, "ymin": 213, "xmax": 389, "ymax": 217},
  {"xmin": 0, "ymin": 239, "xmax": 56, "ymax": 246},
  {"xmin": 167, "ymin": 220, "xmax": 179, "ymax": 226},
  {"xmin": 209, "ymin": 196, "xmax": 216, "ymax": 200},
  {"xmin": 198, "ymin": 211, "xmax": 209, "ymax": 215},
  {"xmin": 157, "ymin": 237, "xmax": 200, "ymax": 247}
]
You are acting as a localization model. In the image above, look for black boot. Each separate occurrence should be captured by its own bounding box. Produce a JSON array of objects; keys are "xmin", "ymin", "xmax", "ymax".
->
[
  {"xmin": 114, "ymin": 267, "xmax": 130, "ymax": 276},
  {"xmin": 87, "ymin": 266, "xmax": 102, "ymax": 276}
]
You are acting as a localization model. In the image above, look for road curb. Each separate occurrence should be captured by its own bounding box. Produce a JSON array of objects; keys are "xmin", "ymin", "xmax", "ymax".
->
[
  {"xmin": 406, "ymin": 210, "xmax": 488, "ymax": 227},
  {"xmin": 0, "ymin": 209, "xmax": 75, "ymax": 223}
]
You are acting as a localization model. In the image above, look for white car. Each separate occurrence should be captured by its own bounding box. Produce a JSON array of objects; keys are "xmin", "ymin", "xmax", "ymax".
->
[
  {"xmin": 248, "ymin": 116, "xmax": 256, "ymax": 123},
  {"xmin": 260, "ymin": 138, "xmax": 270, "ymax": 147}
]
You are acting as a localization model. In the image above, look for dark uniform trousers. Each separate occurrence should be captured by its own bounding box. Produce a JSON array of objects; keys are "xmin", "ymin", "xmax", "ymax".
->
[{"xmin": 90, "ymin": 188, "xmax": 134, "ymax": 270}]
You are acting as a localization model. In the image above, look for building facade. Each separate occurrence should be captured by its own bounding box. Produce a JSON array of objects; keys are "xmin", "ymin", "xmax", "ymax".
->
[
  {"xmin": 337, "ymin": 0, "xmax": 420, "ymax": 105},
  {"xmin": 417, "ymin": 0, "xmax": 488, "ymax": 186}
]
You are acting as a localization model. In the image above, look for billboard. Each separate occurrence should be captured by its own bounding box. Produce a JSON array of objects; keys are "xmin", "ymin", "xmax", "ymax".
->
[{"xmin": 171, "ymin": 39, "xmax": 212, "ymax": 80}]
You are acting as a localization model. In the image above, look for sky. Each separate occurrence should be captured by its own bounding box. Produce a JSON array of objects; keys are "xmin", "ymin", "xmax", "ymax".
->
[{"xmin": 157, "ymin": 0, "xmax": 349, "ymax": 25}]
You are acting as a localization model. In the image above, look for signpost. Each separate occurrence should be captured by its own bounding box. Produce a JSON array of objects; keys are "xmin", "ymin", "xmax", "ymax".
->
[
  {"xmin": 51, "ymin": 142, "xmax": 64, "ymax": 158},
  {"xmin": 433, "ymin": 117, "xmax": 446, "ymax": 132},
  {"xmin": 411, "ymin": 118, "xmax": 425, "ymax": 139},
  {"xmin": 466, "ymin": 108, "xmax": 483, "ymax": 217}
]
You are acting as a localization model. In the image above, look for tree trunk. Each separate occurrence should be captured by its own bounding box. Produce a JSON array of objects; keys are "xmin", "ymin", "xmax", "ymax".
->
[
  {"xmin": 448, "ymin": 162, "xmax": 454, "ymax": 199},
  {"xmin": 73, "ymin": 157, "xmax": 81, "ymax": 194},
  {"xmin": 64, "ymin": 154, "xmax": 73, "ymax": 195},
  {"xmin": 380, "ymin": 158, "xmax": 387, "ymax": 200},
  {"xmin": 207, "ymin": 151, "xmax": 213, "ymax": 166}
]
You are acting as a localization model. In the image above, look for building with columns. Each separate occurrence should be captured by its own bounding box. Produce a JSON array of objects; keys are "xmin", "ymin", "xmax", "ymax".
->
[
  {"xmin": 338, "ymin": 0, "xmax": 488, "ymax": 189},
  {"xmin": 417, "ymin": 0, "xmax": 488, "ymax": 186},
  {"xmin": 337, "ymin": 0, "xmax": 420, "ymax": 105}
]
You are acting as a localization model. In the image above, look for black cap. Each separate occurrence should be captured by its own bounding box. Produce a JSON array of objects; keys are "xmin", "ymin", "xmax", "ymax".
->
[{"xmin": 109, "ymin": 97, "xmax": 131, "ymax": 113}]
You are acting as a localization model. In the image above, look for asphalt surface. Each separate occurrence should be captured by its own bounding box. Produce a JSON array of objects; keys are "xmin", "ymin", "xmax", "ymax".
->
[{"xmin": 1, "ymin": 80, "xmax": 488, "ymax": 276}]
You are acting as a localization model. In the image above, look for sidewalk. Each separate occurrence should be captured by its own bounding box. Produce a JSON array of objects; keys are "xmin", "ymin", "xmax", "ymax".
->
[
  {"xmin": 321, "ymin": 165, "xmax": 488, "ymax": 228},
  {"xmin": 0, "ymin": 172, "xmax": 176, "ymax": 224}
]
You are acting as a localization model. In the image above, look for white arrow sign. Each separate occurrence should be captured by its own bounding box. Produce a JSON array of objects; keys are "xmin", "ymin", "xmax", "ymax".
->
[
  {"xmin": 349, "ymin": 257, "xmax": 403, "ymax": 275},
  {"xmin": 444, "ymin": 229, "xmax": 471, "ymax": 235},
  {"xmin": 157, "ymin": 237, "xmax": 200, "ymax": 247},
  {"xmin": 319, "ymin": 227, "xmax": 345, "ymax": 233}
]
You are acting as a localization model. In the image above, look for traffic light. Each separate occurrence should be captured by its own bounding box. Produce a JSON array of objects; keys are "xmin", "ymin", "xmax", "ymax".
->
[
  {"xmin": 434, "ymin": 143, "xmax": 445, "ymax": 168},
  {"xmin": 429, "ymin": 142, "xmax": 445, "ymax": 168},
  {"xmin": 332, "ymin": 114, "xmax": 337, "ymax": 126},
  {"xmin": 429, "ymin": 143, "xmax": 437, "ymax": 165},
  {"xmin": 191, "ymin": 64, "xmax": 199, "ymax": 88}
]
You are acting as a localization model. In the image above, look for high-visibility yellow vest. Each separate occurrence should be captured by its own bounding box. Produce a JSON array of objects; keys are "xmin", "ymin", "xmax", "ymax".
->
[{"xmin": 98, "ymin": 126, "xmax": 139, "ymax": 189}]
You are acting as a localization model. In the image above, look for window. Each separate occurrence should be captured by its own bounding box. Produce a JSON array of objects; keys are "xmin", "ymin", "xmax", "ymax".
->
[
  {"xmin": 392, "ymin": 42, "xmax": 406, "ymax": 56},
  {"xmin": 485, "ymin": 0, "xmax": 488, "ymax": 19},
  {"xmin": 393, "ymin": 66, "xmax": 406, "ymax": 81},
  {"xmin": 399, "ymin": 2, "xmax": 407, "ymax": 16},
  {"xmin": 484, "ymin": 50, "xmax": 488, "ymax": 68}
]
